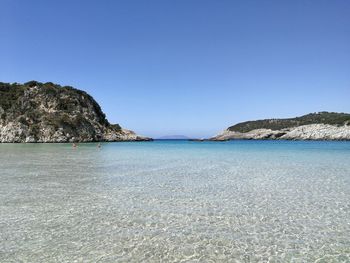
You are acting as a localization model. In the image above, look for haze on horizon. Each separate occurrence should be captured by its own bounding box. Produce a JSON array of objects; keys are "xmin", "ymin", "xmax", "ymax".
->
[{"xmin": 1, "ymin": 0, "xmax": 349, "ymax": 138}]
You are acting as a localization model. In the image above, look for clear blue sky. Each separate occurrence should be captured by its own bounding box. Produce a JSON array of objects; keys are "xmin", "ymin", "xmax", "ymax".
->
[{"xmin": 1, "ymin": 0, "xmax": 349, "ymax": 138}]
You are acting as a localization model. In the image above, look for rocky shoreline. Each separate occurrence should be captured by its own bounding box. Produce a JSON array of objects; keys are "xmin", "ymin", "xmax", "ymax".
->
[
  {"xmin": 0, "ymin": 81, "xmax": 152, "ymax": 143},
  {"xmin": 1, "ymin": 82, "xmax": 349, "ymax": 143},
  {"xmin": 0, "ymin": 124, "xmax": 152, "ymax": 143},
  {"xmin": 211, "ymin": 123, "xmax": 350, "ymax": 141}
]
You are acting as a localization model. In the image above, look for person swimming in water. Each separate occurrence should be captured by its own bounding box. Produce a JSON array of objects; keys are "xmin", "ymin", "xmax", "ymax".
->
[
  {"xmin": 72, "ymin": 143, "xmax": 77, "ymax": 148},
  {"xmin": 97, "ymin": 143, "xmax": 101, "ymax": 148}
]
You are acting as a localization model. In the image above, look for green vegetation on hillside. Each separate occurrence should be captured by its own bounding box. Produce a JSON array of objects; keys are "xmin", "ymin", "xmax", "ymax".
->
[
  {"xmin": 0, "ymin": 82, "xmax": 25, "ymax": 111},
  {"xmin": 228, "ymin": 112, "xmax": 350, "ymax": 133},
  {"xmin": 0, "ymin": 81, "xmax": 121, "ymax": 131}
]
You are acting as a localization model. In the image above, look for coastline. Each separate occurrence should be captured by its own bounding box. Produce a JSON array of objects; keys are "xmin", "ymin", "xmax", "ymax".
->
[{"xmin": 210, "ymin": 124, "xmax": 350, "ymax": 141}]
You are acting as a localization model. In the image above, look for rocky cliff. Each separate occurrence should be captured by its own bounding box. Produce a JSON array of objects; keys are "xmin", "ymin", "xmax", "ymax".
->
[
  {"xmin": 211, "ymin": 112, "xmax": 350, "ymax": 141},
  {"xmin": 0, "ymin": 81, "xmax": 151, "ymax": 143}
]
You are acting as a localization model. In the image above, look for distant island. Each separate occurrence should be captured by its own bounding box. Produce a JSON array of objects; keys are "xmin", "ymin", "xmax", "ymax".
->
[
  {"xmin": 211, "ymin": 112, "xmax": 350, "ymax": 141},
  {"xmin": 0, "ymin": 81, "xmax": 151, "ymax": 143},
  {"xmin": 157, "ymin": 135, "xmax": 191, "ymax": 140}
]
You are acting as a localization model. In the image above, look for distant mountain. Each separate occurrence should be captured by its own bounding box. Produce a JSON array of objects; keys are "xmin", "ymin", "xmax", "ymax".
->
[
  {"xmin": 0, "ymin": 81, "xmax": 152, "ymax": 143},
  {"xmin": 157, "ymin": 135, "xmax": 191, "ymax": 140},
  {"xmin": 211, "ymin": 112, "xmax": 350, "ymax": 141}
]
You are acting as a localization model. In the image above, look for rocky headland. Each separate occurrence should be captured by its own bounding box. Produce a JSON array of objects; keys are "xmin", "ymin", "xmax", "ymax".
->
[
  {"xmin": 211, "ymin": 112, "xmax": 350, "ymax": 141},
  {"xmin": 0, "ymin": 81, "xmax": 151, "ymax": 143}
]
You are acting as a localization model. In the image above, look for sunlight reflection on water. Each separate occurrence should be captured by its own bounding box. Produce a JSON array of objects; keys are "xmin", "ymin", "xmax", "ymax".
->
[{"xmin": 1, "ymin": 141, "xmax": 350, "ymax": 262}]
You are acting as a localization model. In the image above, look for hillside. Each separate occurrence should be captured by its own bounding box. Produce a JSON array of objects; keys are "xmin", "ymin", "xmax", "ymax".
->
[
  {"xmin": 0, "ymin": 81, "xmax": 151, "ymax": 142},
  {"xmin": 228, "ymin": 112, "xmax": 350, "ymax": 133},
  {"xmin": 212, "ymin": 112, "xmax": 350, "ymax": 141}
]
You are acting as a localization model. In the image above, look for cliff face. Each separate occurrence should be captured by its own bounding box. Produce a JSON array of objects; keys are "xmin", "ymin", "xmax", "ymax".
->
[
  {"xmin": 211, "ymin": 112, "xmax": 350, "ymax": 141},
  {"xmin": 0, "ymin": 81, "xmax": 151, "ymax": 143}
]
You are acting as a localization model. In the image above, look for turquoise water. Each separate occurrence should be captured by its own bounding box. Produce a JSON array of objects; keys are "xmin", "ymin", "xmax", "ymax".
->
[{"xmin": 1, "ymin": 140, "xmax": 350, "ymax": 262}]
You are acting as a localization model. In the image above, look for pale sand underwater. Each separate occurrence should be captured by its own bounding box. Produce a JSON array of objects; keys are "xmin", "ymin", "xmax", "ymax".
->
[{"xmin": 1, "ymin": 140, "xmax": 350, "ymax": 262}]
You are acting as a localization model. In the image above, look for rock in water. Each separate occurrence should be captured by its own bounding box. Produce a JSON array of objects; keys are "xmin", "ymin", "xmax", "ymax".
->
[{"xmin": 0, "ymin": 81, "xmax": 151, "ymax": 143}]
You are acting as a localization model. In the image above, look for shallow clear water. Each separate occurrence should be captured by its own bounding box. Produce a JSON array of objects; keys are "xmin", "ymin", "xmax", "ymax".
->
[{"xmin": 1, "ymin": 140, "xmax": 350, "ymax": 262}]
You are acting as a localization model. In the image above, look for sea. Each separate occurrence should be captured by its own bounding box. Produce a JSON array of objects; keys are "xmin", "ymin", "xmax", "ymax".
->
[{"xmin": 1, "ymin": 140, "xmax": 350, "ymax": 262}]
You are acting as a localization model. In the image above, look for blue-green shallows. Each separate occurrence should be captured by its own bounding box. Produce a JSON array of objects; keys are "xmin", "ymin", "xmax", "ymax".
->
[{"xmin": 1, "ymin": 140, "xmax": 350, "ymax": 262}]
